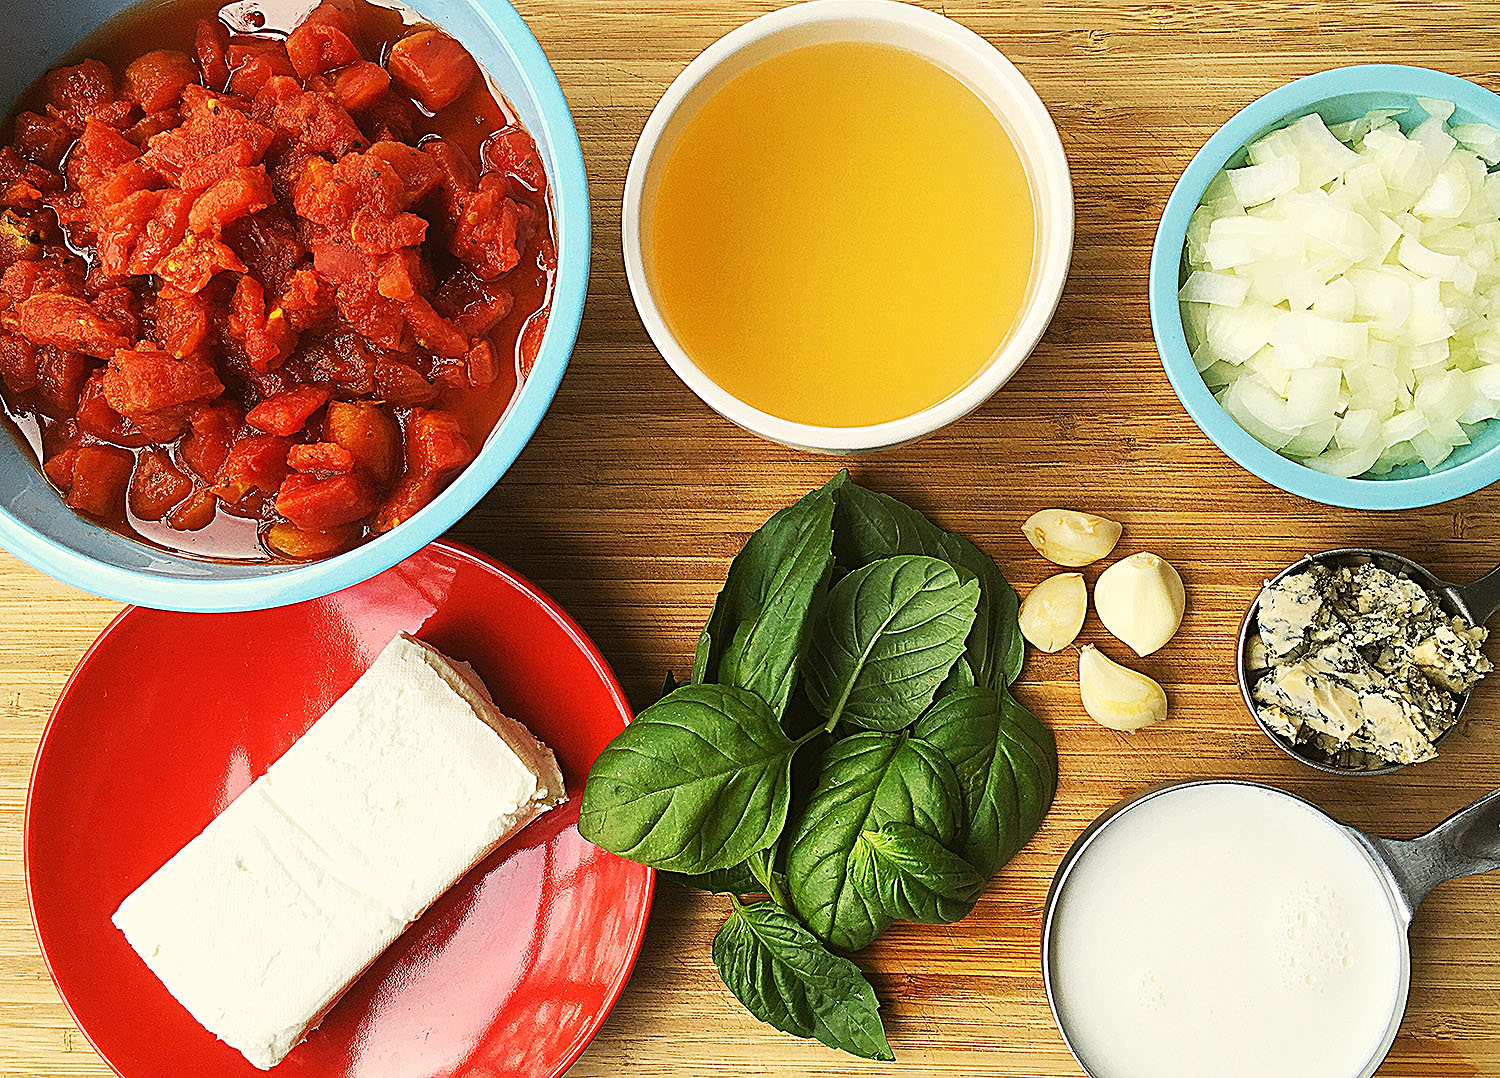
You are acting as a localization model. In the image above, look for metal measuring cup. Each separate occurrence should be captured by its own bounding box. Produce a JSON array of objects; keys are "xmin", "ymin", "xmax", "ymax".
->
[
  {"xmin": 1042, "ymin": 779, "xmax": 1500, "ymax": 1078},
  {"xmin": 1236, "ymin": 548, "xmax": 1500, "ymax": 775}
]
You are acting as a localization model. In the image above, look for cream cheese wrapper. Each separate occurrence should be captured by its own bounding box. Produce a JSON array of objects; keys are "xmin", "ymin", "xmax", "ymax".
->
[{"xmin": 111, "ymin": 632, "xmax": 566, "ymax": 1070}]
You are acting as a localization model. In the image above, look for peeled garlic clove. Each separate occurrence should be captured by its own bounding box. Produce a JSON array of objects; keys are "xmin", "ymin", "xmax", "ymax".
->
[
  {"xmin": 1021, "ymin": 509, "xmax": 1123, "ymax": 567},
  {"xmin": 1078, "ymin": 646, "xmax": 1168, "ymax": 731},
  {"xmin": 1094, "ymin": 552, "xmax": 1186, "ymax": 657},
  {"xmin": 1019, "ymin": 573, "xmax": 1087, "ymax": 652}
]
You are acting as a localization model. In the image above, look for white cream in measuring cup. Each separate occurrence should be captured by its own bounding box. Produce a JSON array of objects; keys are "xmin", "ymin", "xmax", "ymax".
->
[{"xmin": 1044, "ymin": 780, "xmax": 1500, "ymax": 1078}]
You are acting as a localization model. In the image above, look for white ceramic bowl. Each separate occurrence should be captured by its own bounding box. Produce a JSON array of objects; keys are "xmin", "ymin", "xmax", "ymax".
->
[{"xmin": 621, "ymin": 0, "xmax": 1075, "ymax": 453}]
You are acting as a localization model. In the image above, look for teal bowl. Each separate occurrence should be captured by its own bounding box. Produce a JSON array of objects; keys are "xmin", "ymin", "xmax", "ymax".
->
[
  {"xmin": 1150, "ymin": 65, "xmax": 1500, "ymax": 510},
  {"xmin": 0, "ymin": 0, "xmax": 588, "ymax": 610}
]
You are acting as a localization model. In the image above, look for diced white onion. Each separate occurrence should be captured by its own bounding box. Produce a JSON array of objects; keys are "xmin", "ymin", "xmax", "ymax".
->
[{"xmin": 1182, "ymin": 100, "xmax": 1500, "ymax": 476}]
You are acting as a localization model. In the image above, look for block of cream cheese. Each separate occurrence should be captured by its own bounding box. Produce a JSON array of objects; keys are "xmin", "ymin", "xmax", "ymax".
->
[{"xmin": 112, "ymin": 633, "xmax": 566, "ymax": 1070}]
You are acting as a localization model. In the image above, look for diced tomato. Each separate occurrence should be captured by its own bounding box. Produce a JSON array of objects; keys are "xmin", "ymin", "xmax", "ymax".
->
[
  {"xmin": 462, "ymin": 339, "xmax": 497, "ymax": 388},
  {"xmin": 180, "ymin": 400, "xmax": 242, "ymax": 479},
  {"xmin": 323, "ymin": 399, "xmax": 398, "ymax": 481},
  {"xmin": 366, "ymin": 141, "xmax": 441, "ymax": 201},
  {"xmin": 227, "ymin": 41, "xmax": 297, "ymax": 97},
  {"xmin": 196, "ymin": 19, "xmax": 232, "ymax": 92},
  {"xmin": 286, "ymin": 22, "xmax": 360, "ymax": 79},
  {"xmin": 101, "ymin": 345, "xmax": 223, "ymax": 417},
  {"xmin": 228, "ymin": 275, "xmax": 298, "ymax": 371},
  {"xmin": 11, "ymin": 112, "xmax": 73, "ymax": 172},
  {"xmin": 246, "ymin": 385, "xmax": 331, "ymax": 435},
  {"xmin": 287, "ymin": 441, "xmax": 354, "ymax": 473},
  {"xmin": 166, "ymin": 487, "xmax": 217, "ymax": 530},
  {"xmin": 333, "ymin": 62, "xmax": 390, "ymax": 112},
  {"xmin": 268, "ymin": 85, "xmax": 366, "ymax": 158},
  {"xmin": 128, "ymin": 448, "xmax": 193, "ymax": 520},
  {"xmin": 402, "ymin": 296, "xmax": 467, "ymax": 358},
  {"xmin": 64, "ymin": 445, "xmax": 134, "ymax": 519},
  {"xmin": 386, "ymin": 30, "xmax": 477, "ymax": 112},
  {"xmin": 122, "ymin": 191, "xmax": 192, "ymax": 278},
  {"xmin": 154, "ymin": 232, "xmax": 246, "ymax": 294},
  {"xmin": 178, "ymin": 140, "xmax": 258, "ymax": 194},
  {"xmin": 1, "ymin": 261, "xmax": 76, "ymax": 300},
  {"xmin": 15, "ymin": 293, "xmax": 127, "ymax": 359},
  {"xmin": 483, "ymin": 126, "xmax": 546, "ymax": 193},
  {"xmin": 518, "ymin": 310, "xmax": 547, "ymax": 377},
  {"xmin": 154, "ymin": 287, "xmax": 213, "ymax": 359},
  {"xmin": 145, "ymin": 88, "xmax": 274, "ymax": 177},
  {"xmin": 0, "ymin": 334, "xmax": 39, "ymax": 393},
  {"xmin": 123, "ymin": 50, "xmax": 200, "ymax": 114},
  {"xmin": 67, "ymin": 121, "xmax": 139, "ymax": 194},
  {"xmin": 43, "ymin": 444, "xmax": 81, "ymax": 490},
  {"xmin": 0, "ymin": 210, "xmax": 41, "ymax": 271},
  {"xmin": 448, "ymin": 180, "xmax": 521, "ymax": 280},
  {"xmin": 35, "ymin": 348, "xmax": 91, "ymax": 416},
  {"xmin": 214, "ymin": 433, "xmax": 291, "ymax": 503},
  {"xmin": 372, "ymin": 359, "xmax": 436, "ymax": 405},
  {"xmin": 300, "ymin": 1, "xmax": 359, "ymax": 39},
  {"xmin": 123, "ymin": 108, "xmax": 181, "ymax": 147},
  {"xmin": 188, "ymin": 165, "xmax": 273, "ymax": 233},
  {"xmin": 435, "ymin": 271, "xmax": 514, "ymax": 338},
  {"xmin": 264, "ymin": 519, "xmax": 358, "ymax": 558},
  {"xmin": 274, "ymin": 469, "xmax": 377, "ymax": 530},
  {"xmin": 44, "ymin": 60, "xmax": 117, "ymax": 129},
  {"xmin": 406, "ymin": 408, "xmax": 473, "ymax": 475}
]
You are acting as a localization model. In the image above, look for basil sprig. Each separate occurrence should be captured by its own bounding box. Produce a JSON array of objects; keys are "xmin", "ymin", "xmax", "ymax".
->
[{"xmin": 580, "ymin": 472, "xmax": 1057, "ymax": 1059}]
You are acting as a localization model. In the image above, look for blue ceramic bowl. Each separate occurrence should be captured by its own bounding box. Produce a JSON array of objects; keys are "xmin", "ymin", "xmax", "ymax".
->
[
  {"xmin": 1150, "ymin": 65, "xmax": 1500, "ymax": 510},
  {"xmin": 0, "ymin": 0, "xmax": 587, "ymax": 610}
]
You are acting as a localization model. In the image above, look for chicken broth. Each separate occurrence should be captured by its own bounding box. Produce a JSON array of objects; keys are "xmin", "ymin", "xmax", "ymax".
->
[{"xmin": 647, "ymin": 41, "xmax": 1036, "ymax": 429}]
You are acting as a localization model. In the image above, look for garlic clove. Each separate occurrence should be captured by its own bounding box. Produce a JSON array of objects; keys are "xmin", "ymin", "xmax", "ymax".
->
[
  {"xmin": 1021, "ymin": 509, "xmax": 1123, "ymax": 567},
  {"xmin": 1019, "ymin": 573, "xmax": 1088, "ymax": 652},
  {"xmin": 1078, "ymin": 646, "xmax": 1168, "ymax": 731},
  {"xmin": 1093, "ymin": 552, "xmax": 1186, "ymax": 657}
]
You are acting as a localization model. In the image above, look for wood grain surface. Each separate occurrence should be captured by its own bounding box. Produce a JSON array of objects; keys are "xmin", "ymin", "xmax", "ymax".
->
[{"xmin": 5, "ymin": 1, "xmax": 1500, "ymax": 1075}]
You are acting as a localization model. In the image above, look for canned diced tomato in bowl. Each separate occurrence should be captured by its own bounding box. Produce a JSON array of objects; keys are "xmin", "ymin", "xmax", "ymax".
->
[{"xmin": 0, "ymin": 0, "xmax": 587, "ymax": 610}]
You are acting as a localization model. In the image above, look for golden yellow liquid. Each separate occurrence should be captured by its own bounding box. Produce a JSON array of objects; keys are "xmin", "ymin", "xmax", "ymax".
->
[{"xmin": 647, "ymin": 41, "xmax": 1036, "ymax": 428}]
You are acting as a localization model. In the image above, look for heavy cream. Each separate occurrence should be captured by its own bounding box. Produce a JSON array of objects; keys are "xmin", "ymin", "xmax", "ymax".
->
[{"xmin": 1049, "ymin": 783, "xmax": 1406, "ymax": 1078}]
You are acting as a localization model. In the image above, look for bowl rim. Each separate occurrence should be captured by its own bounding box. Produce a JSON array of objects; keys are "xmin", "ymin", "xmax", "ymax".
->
[
  {"xmin": 620, "ymin": 0, "xmax": 1074, "ymax": 453},
  {"xmin": 0, "ymin": 0, "xmax": 590, "ymax": 612},
  {"xmin": 1150, "ymin": 63, "xmax": 1500, "ymax": 510}
]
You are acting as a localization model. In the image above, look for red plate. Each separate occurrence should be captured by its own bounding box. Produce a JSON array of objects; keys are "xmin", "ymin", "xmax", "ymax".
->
[{"xmin": 24, "ymin": 541, "xmax": 653, "ymax": 1078}]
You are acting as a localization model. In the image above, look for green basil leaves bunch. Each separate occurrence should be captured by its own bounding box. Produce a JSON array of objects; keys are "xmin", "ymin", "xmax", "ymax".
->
[{"xmin": 579, "ymin": 472, "xmax": 1057, "ymax": 1060}]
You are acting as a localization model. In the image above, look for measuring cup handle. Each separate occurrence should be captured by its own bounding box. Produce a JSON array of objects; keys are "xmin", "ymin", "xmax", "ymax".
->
[
  {"xmin": 1372, "ymin": 788, "xmax": 1500, "ymax": 914},
  {"xmin": 1456, "ymin": 564, "xmax": 1500, "ymax": 625}
]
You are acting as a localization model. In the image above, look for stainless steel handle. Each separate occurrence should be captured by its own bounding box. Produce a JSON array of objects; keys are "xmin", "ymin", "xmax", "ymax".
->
[
  {"xmin": 1456, "ymin": 564, "xmax": 1500, "ymax": 625},
  {"xmin": 1364, "ymin": 788, "xmax": 1500, "ymax": 919}
]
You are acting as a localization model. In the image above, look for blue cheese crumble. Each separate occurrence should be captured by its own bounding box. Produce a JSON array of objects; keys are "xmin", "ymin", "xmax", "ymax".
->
[{"xmin": 1249, "ymin": 563, "xmax": 1492, "ymax": 768}]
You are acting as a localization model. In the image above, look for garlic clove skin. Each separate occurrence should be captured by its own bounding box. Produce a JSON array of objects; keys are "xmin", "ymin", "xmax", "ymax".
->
[
  {"xmin": 1078, "ymin": 646, "xmax": 1168, "ymax": 731},
  {"xmin": 1093, "ymin": 552, "xmax": 1186, "ymax": 657},
  {"xmin": 1019, "ymin": 573, "xmax": 1088, "ymax": 652},
  {"xmin": 1021, "ymin": 509, "xmax": 1123, "ymax": 567}
]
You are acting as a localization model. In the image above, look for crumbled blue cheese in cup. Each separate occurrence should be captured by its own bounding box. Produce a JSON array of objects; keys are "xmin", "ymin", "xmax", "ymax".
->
[{"xmin": 1249, "ymin": 563, "xmax": 1492, "ymax": 768}]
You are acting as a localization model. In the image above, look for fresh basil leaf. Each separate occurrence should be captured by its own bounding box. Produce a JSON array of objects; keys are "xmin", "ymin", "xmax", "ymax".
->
[
  {"xmin": 579, "ymin": 684, "xmax": 803, "ymax": 874},
  {"xmin": 851, "ymin": 822, "xmax": 985, "ymax": 925},
  {"xmin": 833, "ymin": 482, "xmax": 1023, "ymax": 689},
  {"xmin": 666, "ymin": 860, "xmax": 761, "ymax": 895},
  {"xmin": 694, "ymin": 479, "xmax": 841, "ymax": 717},
  {"xmin": 805, "ymin": 555, "xmax": 979, "ymax": 732},
  {"xmin": 913, "ymin": 686, "xmax": 1000, "ymax": 818},
  {"xmin": 937, "ymin": 655, "xmax": 976, "ymax": 697},
  {"xmin": 713, "ymin": 901, "xmax": 894, "ymax": 1061},
  {"xmin": 915, "ymin": 687, "xmax": 1057, "ymax": 877},
  {"xmin": 786, "ymin": 731, "xmax": 963, "ymax": 951}
]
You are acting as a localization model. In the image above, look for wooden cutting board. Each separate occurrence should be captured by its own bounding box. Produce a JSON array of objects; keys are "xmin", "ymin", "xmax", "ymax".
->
[{"xmin": 4, "ymin": 1, "xmax": 1500, "ymax": 1075}]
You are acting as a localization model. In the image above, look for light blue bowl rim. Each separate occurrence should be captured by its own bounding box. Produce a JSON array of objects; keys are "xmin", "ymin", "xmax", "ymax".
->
[
  {"xmin": 1150, "ymin": 63, "xmax": 1500, "ymax": 511},
  {"xmin": 0, "ymin": 0, "xmax": 590, "ymax": 611}
]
